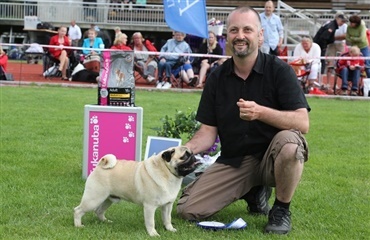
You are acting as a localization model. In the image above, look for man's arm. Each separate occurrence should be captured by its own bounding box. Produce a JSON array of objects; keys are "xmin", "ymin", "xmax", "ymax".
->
[
  {"xmin": 238, "ymin": 99, "xmax": 309, "ymax": 134},
  {"xmin": 185, "ymin": 124, "xmax": 218, "ymax": 154}
]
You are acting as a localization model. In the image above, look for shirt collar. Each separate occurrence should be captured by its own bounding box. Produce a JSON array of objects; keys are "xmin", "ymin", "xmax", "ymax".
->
[{"xmin": 226, "ymin": 50, "xmax": 265, "ymax": 76}]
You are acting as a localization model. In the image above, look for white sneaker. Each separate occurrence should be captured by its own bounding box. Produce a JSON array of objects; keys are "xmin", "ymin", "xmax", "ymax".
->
[
  {"xmin": 147, "ymin": 75, "xmax": 155, "ymax": 82},
  {"xmin": 156, "ymin": 82, "xmax": 163, "ymax": 88},
  {"xmin": 162, "ymin": 82, "xmax": 172, "ymax": 89}
]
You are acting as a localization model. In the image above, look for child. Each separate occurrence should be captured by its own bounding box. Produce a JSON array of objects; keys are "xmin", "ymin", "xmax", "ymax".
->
[{"xmin": 336, "ymin": 46, "xmax": 365, "ymax": 96}]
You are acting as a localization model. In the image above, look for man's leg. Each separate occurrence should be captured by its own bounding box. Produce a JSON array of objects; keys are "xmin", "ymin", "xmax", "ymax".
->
[
  {"xmin": 262, "ymin": 130, "xmax": 308, "ymax": 234},
  {"xmin": 177, "ymin": 156, "xmax": 262, "ymax": 220},
  {"xmin": 241, "ymin": 185, "xmax": 272, "ymax": 215}
]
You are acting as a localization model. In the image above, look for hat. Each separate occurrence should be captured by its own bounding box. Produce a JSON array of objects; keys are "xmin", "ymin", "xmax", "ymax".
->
[{"xmin": 336, "ymin": 14, "xmax": 348, "ymax": 22}]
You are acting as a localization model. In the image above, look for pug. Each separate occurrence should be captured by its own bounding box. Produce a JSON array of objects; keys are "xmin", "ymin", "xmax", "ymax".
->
[{"xmin": 74, "ymin": 146, "xmax": 200, "ymax": 237}]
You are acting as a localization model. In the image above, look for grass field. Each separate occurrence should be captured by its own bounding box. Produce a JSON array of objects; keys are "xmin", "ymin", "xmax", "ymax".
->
[{"xmin": 0, "ymin": 86, "xmax": 369, "ymax": 239}]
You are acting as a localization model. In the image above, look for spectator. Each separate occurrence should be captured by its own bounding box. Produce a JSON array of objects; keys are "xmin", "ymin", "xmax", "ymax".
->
[
  {"xmin": 136, "ymin": 0, "xmax": 146, "ymax": 8},
  {"xmin": 259, "ymin": 0, "xmax": 284, "ymax": 55},
  {"xmin": 82, "ymin": 28, "xmax": 105, "ymax": 56},
  {"xmin": 68, "ymin": 20, "xmax": 82, "ymax": 47},
  {"xmin": 346, "ymin": 15, "xmax": 370, "ymax": 78},
  {"xmin": 0, "ymin": 45, "xmax": 9, "ymax": 80},
  {"xmin": 325, "ymin": 12, "xmax": 348, "ymax": 68},
  {"xmin": 90, "ymin": 23, "xmax": 100, "ymax": 32},
  {"xmin": 313, "ymin": 13, "xmax": 347, "ymax": 73},
  {"xmin": 157, "ymin": 31, "xmax": 196, "ymax": 89},
  {"xmin": 336, "ymin": 46, "xmax": 365, "ymax": 96},
  {"xmin": 293, "ymin": 35, "xmax": 321, "ymax": 90},
  {"xmin": 177, "ymin": 6, "xmax": 310, "ymax": 235},
  {"xmin": 48, "ymin": 26, "xmax": 70, "ymax": 80},
  {"xmin": 196, "ymin": 31, "xmax": 226, "ymax": 88},
  {"xmin": 129, "ymin": 32, "xmax": 158, "ymax": 83},
  {"xmin": 114, "ymin": 26, "xmax": 122, "ymax": 38},
  {"xmin": 111, "ymin": 33, "xmax": 132, "ymax": 50},
  {"xmin": 0, "ymin": 45, "xmax": 8, "ymax": 71}
]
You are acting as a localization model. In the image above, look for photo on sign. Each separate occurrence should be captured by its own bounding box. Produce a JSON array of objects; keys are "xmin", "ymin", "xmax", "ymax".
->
[{"xmin": 144, "ymin": 136, "xmax": 182, "ymax": 160}]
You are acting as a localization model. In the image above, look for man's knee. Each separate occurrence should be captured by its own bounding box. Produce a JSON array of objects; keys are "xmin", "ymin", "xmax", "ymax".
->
[
  {"xmin": 176, "ymin": 202, "xmax": 197, "ymax": 221},
  {"xmin": 273, "ymin": 130, "xmax": 308, "ymax": 163}
]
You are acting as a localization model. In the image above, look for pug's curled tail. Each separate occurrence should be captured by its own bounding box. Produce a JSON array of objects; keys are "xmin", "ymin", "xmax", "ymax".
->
[{"xmin": 98, "ymin": 154, "xmax": 117, "ymax": 169}]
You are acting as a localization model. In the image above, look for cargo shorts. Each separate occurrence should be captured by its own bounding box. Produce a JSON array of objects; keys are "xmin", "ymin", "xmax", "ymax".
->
[{"xmin": 177, "ymin": 129, "xmax": 309, "ymax": 220}]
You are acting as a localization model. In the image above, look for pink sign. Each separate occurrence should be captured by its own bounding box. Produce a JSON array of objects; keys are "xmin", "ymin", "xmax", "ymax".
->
[{"xmin": 83, "ymin": 105, "xmax": 143, "ymax": 178}]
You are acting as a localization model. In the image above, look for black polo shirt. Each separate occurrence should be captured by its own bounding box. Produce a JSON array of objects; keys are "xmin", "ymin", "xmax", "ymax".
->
[{"xmin": 196, "ymin": 51, "xmax": 310, "ymax": 168}]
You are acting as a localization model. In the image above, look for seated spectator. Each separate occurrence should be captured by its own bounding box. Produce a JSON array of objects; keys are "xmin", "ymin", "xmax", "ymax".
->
[
  {"xmin": 111, "ymin": 33, "xmax": 132, "ymax": 50},
  {"xmin": 346, "ymin": 15, "xmax": 370, "ymax": 78},
  {"xmin": 0, "ymin": 45, "xmax": 9, "ymax": 80},
  {"xmin": 129, "ymin": 32, "xmax": 158, "ymax": 83},
  {"xmin": 336, "ymin": 46, "xmax": 365, "ymax": 96},
  {"xmin": 196, "ymin": 31, "xmax": 226, "ymax": 88},
  {"xmin": 82, "ymin": 28, "xmax": 105, "ymax": 56},
  {"xmin": 293, "ymin": 35, "xmax": 321, "ymax": 89},
  {"xmin": 48, "ymin": 26, "xmax": 71, "ymax": 80},
  {"xmin": 157, "ymin": 31, "xmax": 196, "ymax": 89}
]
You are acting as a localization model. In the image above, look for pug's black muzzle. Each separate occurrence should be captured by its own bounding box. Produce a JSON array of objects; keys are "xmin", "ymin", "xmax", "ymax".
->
[{"xmin": 176, "ymin": 151, "xmax": 201, "ymax": 177}]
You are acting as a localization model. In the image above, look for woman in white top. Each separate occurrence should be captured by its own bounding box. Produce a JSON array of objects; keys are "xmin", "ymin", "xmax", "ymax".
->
[{"xmin": 293, "ymin": 35, "xmax": 321, "ymax": 87}]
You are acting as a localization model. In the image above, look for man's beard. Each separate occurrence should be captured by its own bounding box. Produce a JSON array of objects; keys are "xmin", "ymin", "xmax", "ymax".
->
[{"xmin": 232, "ymin": 39, "xmax": 252, "ymax": 58}]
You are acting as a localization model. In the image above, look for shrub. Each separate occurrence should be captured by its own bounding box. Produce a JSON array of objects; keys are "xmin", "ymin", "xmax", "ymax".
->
[
  {"xmin": 156, "ymin": 109, "xmax": 200, "ymax": 140},
  {"xmin": 156, "ymin": 109, "xmax": 220, "ymax": 156}
]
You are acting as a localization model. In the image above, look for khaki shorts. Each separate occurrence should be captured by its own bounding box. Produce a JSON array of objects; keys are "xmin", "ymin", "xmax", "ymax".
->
[{"xmin": 177, "ymin": 129, "xmax": 308, "ymax": 220}]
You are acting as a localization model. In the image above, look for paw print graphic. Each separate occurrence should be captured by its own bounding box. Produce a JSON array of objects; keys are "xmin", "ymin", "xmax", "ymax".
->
[
  {"xmin": 125, "ymin": 123, "xmax": 131, "ymax": 130},
  {"xmin": 122, "ymin": 137, "xmax": 129, "ymax": 143},
  {"xmin": 90, "ymin": 116, "xmax": 98, "ymax": 124},
  {"xmin": 128, "ymin": 131, "xmax": 135, "ymax": 138},
  {"xmin": 128, "ymin": 115, "xmax": 135, "ymax": 122}
]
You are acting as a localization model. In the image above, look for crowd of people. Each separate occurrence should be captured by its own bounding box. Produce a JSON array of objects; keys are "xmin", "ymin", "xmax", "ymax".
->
[{"xmin": 1, "ymin": 0, "xmax": 369, "ymax": 94}]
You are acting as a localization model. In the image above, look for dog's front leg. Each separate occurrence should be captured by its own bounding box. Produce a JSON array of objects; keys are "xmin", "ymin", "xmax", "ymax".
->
[
  {"xmin": 143, "ymin": 204, "xmax": 159, "ymax": 237},
  {"xmin": 161, "ymin": 202, "xmax": 176, "ymax": 232}
]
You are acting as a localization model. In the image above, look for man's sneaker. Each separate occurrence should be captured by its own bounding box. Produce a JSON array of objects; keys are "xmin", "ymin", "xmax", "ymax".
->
[
  {"xmin": 246, "ymin": 186, "xmax": 272, "ymax": 216},
  {"xmin": 147, "ymin": 75, "xmax": 155, "ymax": 82},
  {"xmin": 162, "ymin": 81, "xmax": 172, "ymax": 89},
  {"xmin": 264, "ymin": 205, "xmax": 291, "ymax": 234},
  {"xmin": 156, "ymin": 81, "xmax": 163, "ymax": 88}
]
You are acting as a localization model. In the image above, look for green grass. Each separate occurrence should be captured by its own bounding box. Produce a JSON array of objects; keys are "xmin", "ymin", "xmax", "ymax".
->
[{"xmin": 0, "ymin": 86, "xmax": 369, "ymax": 239}]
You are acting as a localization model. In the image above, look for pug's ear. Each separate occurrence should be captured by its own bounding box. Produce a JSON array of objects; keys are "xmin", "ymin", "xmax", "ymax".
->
[{"xmin": 162, "ymin": 149, "xmax": 175, "ymax": 162}]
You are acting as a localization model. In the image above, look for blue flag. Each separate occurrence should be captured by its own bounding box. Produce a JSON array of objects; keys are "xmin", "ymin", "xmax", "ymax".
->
[{"xmin": 163, "ymin": 0, "xmax": 209, "ymax": 39}]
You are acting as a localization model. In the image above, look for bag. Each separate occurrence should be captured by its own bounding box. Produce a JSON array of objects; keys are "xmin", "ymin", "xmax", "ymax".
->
[
  {"xmin": 172, "ymin": 56, "xmax": 188, "ymax": 70},
  {"xmin": 36, "ymin": 22, "xmax": 54, "ymax": 30},
  {"xmin": 43, "ymin": 65, "xmax": 61, "ymax": 77},
  {"xmin": 278, "ymin": 46, "xmax": 288, "ymax": 62},
  {"xmin": 0, "ymin": 66, "xmax": 13, "ymax": 81},
  {"xmin": 363, "ymin": 78, "xmax": 370, "ymax": 97}
]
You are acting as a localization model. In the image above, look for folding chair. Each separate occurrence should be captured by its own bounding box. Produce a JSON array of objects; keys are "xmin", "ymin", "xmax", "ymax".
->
[
  {"xmin": 332, "ymin": 52, "xmax": 366, "ymax": 96},
  {"xmin": 289, "ymin": 59, "xmax": 312, "ymax": 94}
]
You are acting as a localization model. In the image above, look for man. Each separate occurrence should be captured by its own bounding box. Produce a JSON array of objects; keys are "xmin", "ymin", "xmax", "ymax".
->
[
  {"xmin": 260, "ymin": 0, "xmax": 284, "ymax": 55},
  {"xmin": 325, "ymin": 12, "xmax": 348, "ymax": 68},
  {"xmin": 114, "ymin": 26, "xmax": 122, "ymax": 39},
  {"xmin": 293, "ymin": 35, "xmax": 321, "ymax": 90},
  {"xmin": 313, "ymin": 13, "xmax": 347, "ymax": 73},
  {"xmin": 177, "ymin": 6, "xmax": 310, "ymax": 235},
  {"xmin": 129, "ymin": 32, "xmax": 158, "ymax": 83},
  {"xmin": 68, "ymin": 20, "xmax": 82, "ymax": 47},
  {"xmin": 157, "ymin": 31, "xmax": 196, "ymax": 89}
]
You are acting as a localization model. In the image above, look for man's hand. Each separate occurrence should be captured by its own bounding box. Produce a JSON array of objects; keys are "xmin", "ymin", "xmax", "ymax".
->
[{"xmin": 237, "ymin": 98, "xmax": 260, "ymax": 121}]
